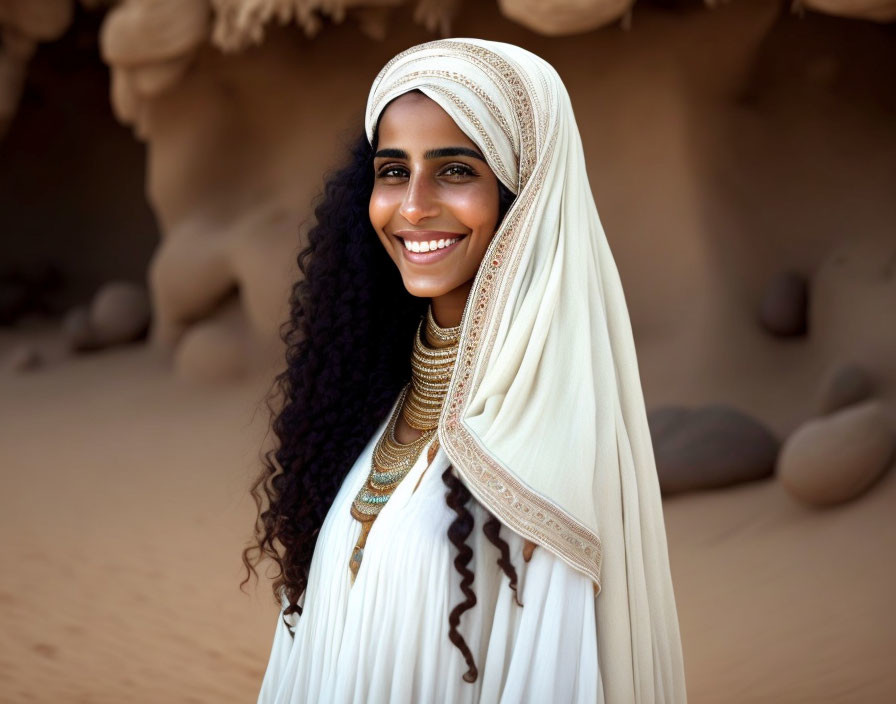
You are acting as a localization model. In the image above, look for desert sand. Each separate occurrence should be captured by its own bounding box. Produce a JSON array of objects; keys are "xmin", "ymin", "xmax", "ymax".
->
[
  {"xmin": 1, "ymin": 323, "xmax": 894, "ymax": 703},
  {"xmin": 0, "ymin": 325, "xmax": 275, "ymax": 703}
]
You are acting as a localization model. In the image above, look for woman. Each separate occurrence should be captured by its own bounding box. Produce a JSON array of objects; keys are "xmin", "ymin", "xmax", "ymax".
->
[{"xmin": 245, "ymin": 38, "xmax": 687, "ymax": 703}]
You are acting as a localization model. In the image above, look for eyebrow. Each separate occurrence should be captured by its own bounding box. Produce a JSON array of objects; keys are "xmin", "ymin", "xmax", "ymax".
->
[{"xmin": 373, "ymin": 146, "xmax": 486, "ymax": 162}]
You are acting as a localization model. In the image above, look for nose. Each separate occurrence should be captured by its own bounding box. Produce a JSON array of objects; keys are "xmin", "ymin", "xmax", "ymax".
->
[{"xmin": 398, "ymin": 172, "xmax": 439, "ymax": 224}]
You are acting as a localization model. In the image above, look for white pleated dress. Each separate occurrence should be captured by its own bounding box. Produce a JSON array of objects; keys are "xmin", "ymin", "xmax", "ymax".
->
[{"xmin": 257, "ymin": 403, "xmax": 605, "ymax": 704}]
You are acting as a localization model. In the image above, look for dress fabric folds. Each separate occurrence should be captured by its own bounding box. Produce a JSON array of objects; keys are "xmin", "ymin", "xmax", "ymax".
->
[{"xmin": 257, "ymin": 409, "xmax": 605, "ymax": 704}]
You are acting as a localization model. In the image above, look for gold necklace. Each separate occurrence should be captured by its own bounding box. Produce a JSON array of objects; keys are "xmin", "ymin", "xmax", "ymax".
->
[
  {"xmin": 405, "ymin": 310, "xmax": 460, "ymax": 430},
  {"xmin": 348, "ymin": 308, "xmax": 461, "ymax": 581}
]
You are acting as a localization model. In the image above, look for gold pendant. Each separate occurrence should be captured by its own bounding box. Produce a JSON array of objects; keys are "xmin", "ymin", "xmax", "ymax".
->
[{"xmin": 348, "ymin": 520, "xmax": 373, "ymax": 583}]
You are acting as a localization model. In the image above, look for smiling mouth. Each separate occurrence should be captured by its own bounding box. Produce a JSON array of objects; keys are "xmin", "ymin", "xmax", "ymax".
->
[{"xmin": 400, "ymin": 235, "xmax": 464, "ymax": 253}]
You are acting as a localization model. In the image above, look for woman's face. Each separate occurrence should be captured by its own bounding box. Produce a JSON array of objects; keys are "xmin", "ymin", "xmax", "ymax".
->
[{"xmin": 369, "ymin": 92, "xmax": 501, "ymax": 303}]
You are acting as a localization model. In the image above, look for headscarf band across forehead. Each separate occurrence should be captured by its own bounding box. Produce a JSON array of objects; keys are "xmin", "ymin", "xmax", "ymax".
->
[{"xmin": 365, "ymin": 39, "xmax": 687, "ymax": 702}]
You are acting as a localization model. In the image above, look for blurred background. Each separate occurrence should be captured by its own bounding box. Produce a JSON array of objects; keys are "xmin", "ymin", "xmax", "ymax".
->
[{"xmin": 1, "ymin": 0, "xmax": 894, "ymax": 701}]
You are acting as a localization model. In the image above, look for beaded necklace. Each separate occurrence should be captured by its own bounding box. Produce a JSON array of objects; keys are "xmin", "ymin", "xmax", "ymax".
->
[{"xmin": 348, "ymin": 307, "xmax": 461, "ymax": 581}]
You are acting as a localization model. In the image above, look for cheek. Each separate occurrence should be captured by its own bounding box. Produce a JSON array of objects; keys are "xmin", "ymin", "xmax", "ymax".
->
[
  {"xmin": 368, "ymin": 187, "xmax": 402, "ymax": 255},
  {"xmin": 368, "ymin": 188, "xmax": 391, "ymax": 232},
  {"xmin": 447, "ymin": 185, "xmax": 500, "ymax": 236}
]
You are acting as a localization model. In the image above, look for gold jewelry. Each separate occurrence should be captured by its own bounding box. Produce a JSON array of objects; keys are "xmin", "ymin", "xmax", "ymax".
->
[
  {"xmin": 425, "ymin": 305, "xmax": 461, "ymax": 345},
  {"xmin": 348, "ymin": 307, "xmax": 461, "ymax": 582},
  {"xmin": 404, "ymin": 311, "xmax": 460, "ymax": 431}
]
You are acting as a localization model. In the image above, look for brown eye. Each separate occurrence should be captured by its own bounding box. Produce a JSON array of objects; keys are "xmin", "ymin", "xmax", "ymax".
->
[
  {"xmin": 376, "ymin": 165, "xmax": 408, "ymax": 179},
  {"xmin": 442, "ymin": 164, "xmax": 476, "ymax": 179}
]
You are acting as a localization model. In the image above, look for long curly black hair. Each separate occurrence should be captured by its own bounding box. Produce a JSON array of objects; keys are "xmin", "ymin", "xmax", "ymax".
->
[{"xmin": 242, "ymin": 100, "xmax": 520, "ymax": 683}]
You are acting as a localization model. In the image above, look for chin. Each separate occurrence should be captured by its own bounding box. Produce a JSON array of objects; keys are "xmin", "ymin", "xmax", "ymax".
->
[
  {"xmin": 401, "ymin": 283, "xmax": 451, "ymax": 299},
  {"xmin": 399, "ymin": 275, "xmax": 457, "ymax": 300}
]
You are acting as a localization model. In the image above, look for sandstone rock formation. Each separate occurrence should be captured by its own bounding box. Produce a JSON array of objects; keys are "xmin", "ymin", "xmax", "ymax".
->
[
  {"xmin": 497, "ymin": 0, "xmax": 634, "ymax": 35},
  {"xmin": 99, "ymin": 0, "xmax": 210, "ymax": 138},
  {"xmin": 797, "ymin": 0, "xmax": 896, "ymax": 22},
  {"xmin": 3, "ymin": 0, "xmax": 894, "ymax": 138},
  {"xmin": 3, "ymin": 0, "xmax": 895, "ymax": 388}
]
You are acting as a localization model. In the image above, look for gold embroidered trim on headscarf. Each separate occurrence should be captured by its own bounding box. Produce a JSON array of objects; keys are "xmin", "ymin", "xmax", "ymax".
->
[{"xmin": 441, "ymin": 126, "xmax": 604, "ymax": 589}]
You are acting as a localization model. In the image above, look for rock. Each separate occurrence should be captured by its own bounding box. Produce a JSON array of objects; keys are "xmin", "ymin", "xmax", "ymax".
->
[
  {"xmin": 649, "ymin": 404, "xmax": 779, "ymax": 495},
  {"xmin": 5, "ymin": 343, "xmax": 42, "ymax": 372},
  {"xmin": 758, "ymin": 270, "xmax": 808, "ymax": 337},
  {"xmin": 62, "ymin": 305, "xmax": 101, "ymax": 352},
  {"xmin": 647, "ymin": 406, "xmax": 689, "ymax": 445},
  {"xmin": 173, "ymin": 300, "xmax": 249, "ymax": 383},
  {"xmin": 778, "ymin": 400, "xmax": 896, "ymax": 507},
  {"xmin": 174, "ymin": 323, "xmax": 248, "ymax": 383},
  {"xmin": 801, "ymin": 0, "xmax": 896, "ymax": 23},
  {"xmin": 100, "ymin": 0, "xmax": 209, "ymax": 66},
  {"xmin": 130, "ymin": 55, "xmax": 192, "ymax": 98},
  {"xmin": 497, "ymin": 0, "xmax": 632, "ymax": 36},
  {"xmin": 815, "ymin": 362, "xmax": 875, "ymax": 415},
  {"xmin": 109, "ymin": 67, "xmax": 138, "ymax": 126},
  {"xmin": 89, "ymin": 281, "xmax": 151, "ymax": 346}
]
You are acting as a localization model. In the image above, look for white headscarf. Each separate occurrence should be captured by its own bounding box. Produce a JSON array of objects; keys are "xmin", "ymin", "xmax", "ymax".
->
[{"xmin": 365, "ymin": 38, "xmax": 687, "ymax": 703}]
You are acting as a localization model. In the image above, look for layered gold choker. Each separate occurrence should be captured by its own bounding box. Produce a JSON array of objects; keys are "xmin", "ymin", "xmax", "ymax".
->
[{"xmin": 348, "ymin": 306, "xmax": 461, "ymax": 581}]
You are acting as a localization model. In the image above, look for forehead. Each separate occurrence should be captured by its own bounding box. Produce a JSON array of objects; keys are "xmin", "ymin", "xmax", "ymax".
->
[{"xmin": 375, "ymin": 92, "xmax": 476, "ymax": 149}]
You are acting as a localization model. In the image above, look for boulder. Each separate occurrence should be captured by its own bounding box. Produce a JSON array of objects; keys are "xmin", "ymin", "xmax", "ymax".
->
[
  {"xmin": 89, "ymin": 281, "xmax": 151, "ymax": 346},
  {"xmin": 173, "ymin": 298, "xmax": 249, "ymax": 383},
  {"xmin": 649, "ymin": 404, "xmax": 779, "ymax": 495},
  {"xmin": 778, "ymin": 400, "xmax": 896, "ymax": 507},
  {"xmin": 758, "ymin": 270, "xmax": 808, "ymax": 337},
  {"xmin": 61, "ymin": 305, "xmax": 100, "ymax": 352}
]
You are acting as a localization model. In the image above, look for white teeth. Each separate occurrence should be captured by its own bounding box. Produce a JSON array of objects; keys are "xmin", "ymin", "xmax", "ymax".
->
[{"xmin": 402, "ymin": 236, "xmax": 461, "ymax": 252}]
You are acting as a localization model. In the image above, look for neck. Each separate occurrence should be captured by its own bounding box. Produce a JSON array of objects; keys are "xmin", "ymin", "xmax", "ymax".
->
[{"xmin": 430, "ymin": 280, "xmax": 472, "ymax": 329}]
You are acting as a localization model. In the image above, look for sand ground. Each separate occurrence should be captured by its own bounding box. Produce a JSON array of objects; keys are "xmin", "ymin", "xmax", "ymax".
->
[{"xmin": 1, "ymin": 327, "xmax": 894, "ymax": 703}]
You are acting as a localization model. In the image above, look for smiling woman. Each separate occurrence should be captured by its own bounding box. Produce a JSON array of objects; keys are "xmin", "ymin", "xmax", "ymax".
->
[
  {"xmin": 245, "ymin": 38, "xmax": 686, "ymax": 704},
  {"xmin": 370, "ymin": 91, "xmax": 506, "ymax": 324}
]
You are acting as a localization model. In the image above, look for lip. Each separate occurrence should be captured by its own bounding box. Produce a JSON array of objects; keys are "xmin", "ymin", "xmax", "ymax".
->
[{"xmin": 393, "ymin": 230, "xmax": 467, "ymax": 265}]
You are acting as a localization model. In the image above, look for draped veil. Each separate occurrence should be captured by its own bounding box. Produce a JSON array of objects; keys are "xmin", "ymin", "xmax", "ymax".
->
[{"xmin": 365, "ymin": 38, "xmax": 687, "ymax": 703}]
